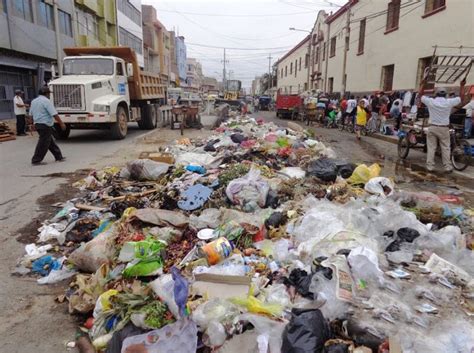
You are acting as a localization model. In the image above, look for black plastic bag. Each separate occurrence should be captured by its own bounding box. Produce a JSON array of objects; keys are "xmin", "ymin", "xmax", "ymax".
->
[
  {"xmin": 284, "ymin": 269, "xmax": 314, "ymax": 299},
  {"xmin": 397, "ymin": 227, "xmax": 420, "ymax": 243},
  {"xmin": 265, "ymin": 190, "xmax": 280, "ymax": 209},
  {"xmin": 307, "ymin": 159, "xmax": 338, "ymax": 182},
  {"xmin": 334, "ymin": 161, "xmax": 356, "ymax": 179},
  {"xmin": 230, "ymin": 133, "xmax": 246, "ymax": 144},
  {"xmin": 265, "ymin": 211, "xmax": 287, "ymax": 229},
  {"xmin": 282, "ymin": 308, "xmax": 332, "ymax": 353}
]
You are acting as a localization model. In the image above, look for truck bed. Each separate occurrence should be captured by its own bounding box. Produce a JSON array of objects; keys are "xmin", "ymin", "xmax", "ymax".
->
[{"xmin": 64, "ymin": 47, "xmax": 166, "ymax": 101}]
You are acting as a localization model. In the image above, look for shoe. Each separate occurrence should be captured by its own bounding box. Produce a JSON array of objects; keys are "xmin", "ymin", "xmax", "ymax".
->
[
  {"xmin": 32, "ymin": 161, "xmax": 47, "ymax": 166},
  {"xmin": 56, "ymin": 157, "xmax": 66, "ymax": 162}
]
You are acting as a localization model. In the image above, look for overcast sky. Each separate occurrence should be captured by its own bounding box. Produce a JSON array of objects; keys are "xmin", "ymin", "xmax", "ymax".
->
[{"xmin": 142, "ymin": 0, "xmax": 347, "ymax": 89}]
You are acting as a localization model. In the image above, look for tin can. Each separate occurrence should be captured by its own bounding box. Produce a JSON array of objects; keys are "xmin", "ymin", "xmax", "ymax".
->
[{"xmin": 199, "ymin": 237, "xmax": 234, "ymax": 265}]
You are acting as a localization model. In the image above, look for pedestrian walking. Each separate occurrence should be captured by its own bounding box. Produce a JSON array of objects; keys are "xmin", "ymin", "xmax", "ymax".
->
[
  {"xmin": 463, "ymin": 90, "xmax": 474, "ymax": 139},
  {"xmin": 13, "ymin": 89, "xmax": 28, "ymax": 136},
  {"xmin": 346, "ymin": 95, "xmax": 357, "ymax": 126},
  {"xmin": 29, "ymin": 86, "xmax": 66, "ymax": 165},
  {"xmin": 421, "ymin": 87, "xmax": 461, "ymax": 172},
  {"xmin": 355, "ymin": 99, "xmax": 369, "ymax": 140},
  {"xmin": 370, "ymin": 93, "xmax": 381, "ymax": 131},
  {"xmin": 390, "ymin": 100, "xmax": 402, "ymax": 130}
]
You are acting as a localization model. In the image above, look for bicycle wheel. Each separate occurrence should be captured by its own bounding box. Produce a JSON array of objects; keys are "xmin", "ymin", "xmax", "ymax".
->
[
  {"xmin": 451, "ymin": 139, "xmax": 471, "ymax": 171},
  {"xmin": 398, "ymin": 135, "xmax": 410, "ymax": 159}
]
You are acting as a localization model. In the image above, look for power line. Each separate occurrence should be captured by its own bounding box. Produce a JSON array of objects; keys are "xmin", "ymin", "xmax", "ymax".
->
[
  {"xmin": 153, "ymin": 8, "xmax": 319, "ymax": 17},
  {"xmin": 186, "ymin": 42, "xmax": 294, "ymax": 51}
]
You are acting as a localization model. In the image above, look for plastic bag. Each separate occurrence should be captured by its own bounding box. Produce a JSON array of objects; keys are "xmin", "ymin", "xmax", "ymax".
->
[
  {"xmin": 307, "ymin": 158, "xmax": 338, "ymax": 182},
  {"xmin": 347, "ymin": 246, "xmax": 384, "ymax": 290},
  {"xmin": 239, "ymin": 313, "xmax": 287, "ymax": 353},
  {"xmin": 347, "ymin": 163, "xmax": 381, "ymax": 185},
  {"xmin": 191, "ymin": 298, "xmax": 240, "ymax": 330},
  {"xmin": 32, "ymin": 255, "xmax": 61, "ymax": 276},
  {"xmin": 120, "ymin": 159, "xmax": 170, "ymax": 181},
  {"xmin": 38, "ymin": 223, "xmax": 68, "ymax": 244},
  {"xmin": 278, "ymin": 167, "xmax": 306, "ymax": 179},
  {"xmin": 189, "ymin": 208, "xmax": 221, "ymax": 229},
  {"xmin": 364, "ymin": 177, "xmax": 394, "ymax": 197},
  {"xmin": 226, "ymin": 168, "xmax": 270, "ymax": 208},
  {"xmin": 281, "ymin": 308, "xmax": 331, "ymax": 353},
  {"xmin": 203, "ymin": 321, "xmax": 227, "ymax": 347},
  {"xmin": 132, "ymin": 208, "xmax": 189, "ymax": 228},
  {"xmin": 37, "ymin": 267, "xmax": 76, "ymax": 284},
  {"xmin": 121, "ymin": 319, "xmax": 197, "ymax": 353},
  {"xmin": 150, "ymin": 274, "xmax": 180, "ymax": 318},
  {"xmin": 23, "ymin": 243, "xmax": 53, "ymax": 262},
  {"xmin": 230, "ymin": 292, "xmax": 283, "ymax": 317},
  {"xmin": 68, "ymin": 224, "xmax": 118, "ymax": 273}
]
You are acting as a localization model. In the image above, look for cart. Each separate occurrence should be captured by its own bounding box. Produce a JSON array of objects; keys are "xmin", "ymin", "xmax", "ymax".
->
[
  {"xmin": 304, "ymin": 102, "xmax": 318, "ymax": 126},
  {"xmin": 171, "ymin": 106, "xmax": 201, "ymax": 136},
  {"xmin": 397, "ymin": 46, "xmax": 472, "ymax": 171}
]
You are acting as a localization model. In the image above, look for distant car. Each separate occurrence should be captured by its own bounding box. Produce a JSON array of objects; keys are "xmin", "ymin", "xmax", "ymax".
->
[{"xmin": 258, "ymin": 96, "xmax": 271, "ymax": 111}]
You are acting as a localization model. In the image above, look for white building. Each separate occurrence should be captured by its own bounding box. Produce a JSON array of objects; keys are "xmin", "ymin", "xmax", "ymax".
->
[
  {"xmin": 117, "ymin": 0, "xmax": 144, "ymax": 67},
  {"xmin": 279, "ymin": 0, "xmax": 474, "ymax": 97},
  {"xmin": 275, "ymin": 36, "xmax": 311, "ymax": 95}
]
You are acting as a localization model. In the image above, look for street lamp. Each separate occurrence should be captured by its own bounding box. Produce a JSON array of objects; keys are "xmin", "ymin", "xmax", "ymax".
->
[{"xmin": 289, "ymin": 27, "xmax": 312, "ymax": 93}]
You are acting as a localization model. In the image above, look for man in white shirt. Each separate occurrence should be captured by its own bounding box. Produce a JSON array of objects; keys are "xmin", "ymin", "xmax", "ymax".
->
[
  {"xmin": 346, "ymin": 95, "xmax": 357, "ymax": 125},
  {"xmin": 421, "ymin": 87, "xmax": 461, "ymax": 172},
  {"xmin": 13, "ymin": 89, "xmax": 28, "ymax": 136},
  {"xmin": 463, "ymin": 91, "xmax": 474, "ymax": 139}
]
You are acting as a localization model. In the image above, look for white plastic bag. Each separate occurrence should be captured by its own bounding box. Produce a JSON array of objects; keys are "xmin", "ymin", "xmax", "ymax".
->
[
  {"xmin": 120, "ymin": 159, "xmax": 170, "ymax": 181},
  {"xmin": 364, "ymin": 177, "xmax": 395, "ymax": 197},
  {"xmin": 226, "ymin": 168, "xmax": 270, "ymax": 208},
  {"xmin": 37, "ymin": 268, "xmax": 76, "ymax": 284},
  {"xmin": 149, "ymin": 274, "xmax": 180, "ymax": 318}
]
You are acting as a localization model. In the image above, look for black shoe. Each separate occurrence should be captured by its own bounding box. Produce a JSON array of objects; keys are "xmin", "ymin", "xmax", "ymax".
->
[
  {"xmin": 32, "ymin": 161, "xmax": 47, "ymax": 166},
  {"xmin": 56, "ymin": 157, "xmax": 66, "ymax": 162}
]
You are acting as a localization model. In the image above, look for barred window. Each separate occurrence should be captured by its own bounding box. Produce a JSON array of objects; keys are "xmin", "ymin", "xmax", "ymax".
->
[{"xmin": 119, "ymin": 27, "xmax": 143, "ymax": 54}]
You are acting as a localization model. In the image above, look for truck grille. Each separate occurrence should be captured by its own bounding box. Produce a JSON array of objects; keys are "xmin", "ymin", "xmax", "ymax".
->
[{"xmin": 52, "ymin": 84, "xmax": 83, "ymax": 110}]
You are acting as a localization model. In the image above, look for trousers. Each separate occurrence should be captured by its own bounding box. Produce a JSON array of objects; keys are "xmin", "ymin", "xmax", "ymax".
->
[
  {"xmin": 16, "ymin": 114, "xmax": 26, "ymax": 134},
  {"xmin": 426, "ymin": 125, "xmax": 451, "ymax": 171},
  {"xmin": 32, "ymin": 124, "xmax": 63, "ymax": 164},
  {"xmin": 465, "ymin": 117, "xmax": 472, "ymax": 139}
]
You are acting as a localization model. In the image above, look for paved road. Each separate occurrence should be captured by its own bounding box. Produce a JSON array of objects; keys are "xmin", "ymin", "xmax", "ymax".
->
[{"xmin": 0, "ymin": 124, "xmax": 154, "ymax": 353}]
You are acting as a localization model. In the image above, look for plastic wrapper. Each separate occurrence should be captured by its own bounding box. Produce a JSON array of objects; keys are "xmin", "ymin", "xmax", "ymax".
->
[
  {"xmin": 231, "ymin": 292, "xmax": 283, "ymax": 317},
  {"xmin": 239, "ymin": 313, "xmax": 287, "ymax": 353},
  {"xmin": 278, "ymin": 167, "xmax": 306, "ymax": 179},
  {"xmin": 347, "ymin": 163, "xmax": 381, "ymax": 185},
  {"xmin": 191, "ymin": 298, "xmax": 240, "ymax": 330},
  {"xmin": 37, "ymin": 267, "xmax": 76, "ymax": 284},
  {"xmin": 120, "ymin": 159, "xmax": 170, "ymax": 181},
  {"xmin": 226, "ymin": 168, "xmax": 270, "ymax": 209}
]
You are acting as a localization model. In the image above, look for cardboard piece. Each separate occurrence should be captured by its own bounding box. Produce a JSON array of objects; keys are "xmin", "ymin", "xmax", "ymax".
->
[
  {"xmin": 139, "ymin": 151, "xmax": 175, "ymax": 164},
  {"xmin": 192, "ymin": 273, "xmax": 250, "ymax": 299}
]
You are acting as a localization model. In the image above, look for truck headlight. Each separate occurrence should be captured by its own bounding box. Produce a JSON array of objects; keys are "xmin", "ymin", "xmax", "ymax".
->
[{"xmin": 93, "ymin": 104, "xmax": 110, "ymax": 112}]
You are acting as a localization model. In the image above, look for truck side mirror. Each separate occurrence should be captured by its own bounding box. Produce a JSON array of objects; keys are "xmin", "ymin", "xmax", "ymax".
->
[
  {"xmin": 52, "ymin": 64, "xmax": 58, "ymax": 78},
  {"xmin": 127, "ymin": 63, "xmax": 134, "ymax": 77}
]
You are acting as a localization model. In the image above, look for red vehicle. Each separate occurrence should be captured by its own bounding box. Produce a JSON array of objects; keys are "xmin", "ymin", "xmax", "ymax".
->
[{"xmin": 276, "ymin": 92, "xmax": 302, "ymax": 119}]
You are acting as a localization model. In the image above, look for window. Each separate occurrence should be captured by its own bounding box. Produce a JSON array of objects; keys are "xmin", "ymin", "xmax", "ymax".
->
[
  {"xmin": 381, "ymin": 64, "xmax": 395, "ymax": 91},
  {"xmin": 305, "ymin": 54, "xmax": 309, "ymax": 68},
  {"xmin": 299, "ymin": 58, "xmax": 301, "ymax": 71},
  {"xmin": 315, "ymin": 47, "xmax": 320, "ymax": 64},
  {"xmin": 116, "ymin": 63, "xmax": 124, "ymax": 76},
  {"xmin": 323, "ymin": 43, "xmax": 326, "ymax": 61},
  {"xmin": 386, "ymin": 0, "xmax": 401, "ymax": 32},
  {"xmin": 281, "ymin": 68, "xmax": 283, "ymax": 78},
  {"xmin": 330, "ymin": 37, "xmax": 336, "ymax": 58},
  {"xmin": 417, "ymin": 56, "xmax": 437, "ymax": 90},
  {"xmin": 38, "ymin": 0, "xmax": 54, "ymax": 30},
  {"xmin": 358, "ymin": 19, "xmax": 366, "ymax": 54},
  {"xmin": 13, "ymin": 0, "xmax": 32, "ymax": 22},
  {"xmin": 119, "ymin": 27, "xmax": 143, "ymax": 54},
  {"xmin": 58, "ymin": 10, "xmax": 72, "ymax": 36},
  {"xmin": 295, "ymin": 60, "xmax": 297, "ymax": 77},
  {"xmin": 285, "ymin": 66, "xmax": 287, "ymax": 76},
  {"xmin": 425, "ymin": 0, "xmax": 446, "ymax": 14},
  {"xmin": 328, "ymin": 77, "xmax": 334, "ymax": 94},
  {"xmin": 290, "ymin": 63, "xmax": 293, "ymax": 74},
  {"xmin": 76, "ymin": 9, "xmax": 99, "ymax": 39},
  {"xmin": 117, "ymin": 0, "xmax": 141, "ymax": 26}
]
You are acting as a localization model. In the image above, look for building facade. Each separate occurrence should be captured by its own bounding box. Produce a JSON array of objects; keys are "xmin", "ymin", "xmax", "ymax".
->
[
  {"xmin": 117, "ymin": 0, "xmax": 143, "ymax": 67},
  {"xmin": 142, "ymin": 4, "xmax": 170, "ymax": 82},
  {"xmin": 201, "ymin": 76, "xmax": 218, "ymax": 94},
  {"xmin": 185, "ymin": 58, "xmax": 203, "ymax": 93},
  {"xmin": 0, "ymin": 0, "xmax": 76, "ymax": 119},
  {"xmin": 175, "ymin": 35, "xmax": 187, "ymax": 85},
  {"xmin": 168, "ymin": 31, "xmax": 179, "ymax": 86},
  {"xmin": 279, "ymin": 0, "xmax": 474, "ymax": 97},
  {"xmin": 251, "ymin": 76, "xmax": 262, "ymax": 96},
  {"xmin": 275, "ymin": 36, "xmax": 310, "ymax": 95},
  {"xmin": 74, "ymin": 0, "xmax": 117, "ymax": 47}
]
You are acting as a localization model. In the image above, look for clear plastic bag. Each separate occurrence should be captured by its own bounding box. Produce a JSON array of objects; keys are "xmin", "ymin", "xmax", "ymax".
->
[
  {"xmin": 226, "ymin": 168, "xmax": 270, "ymax": 208},
  {"xmin": 120, "ymin": 159, "xmax": 170, "ymax": 181}
]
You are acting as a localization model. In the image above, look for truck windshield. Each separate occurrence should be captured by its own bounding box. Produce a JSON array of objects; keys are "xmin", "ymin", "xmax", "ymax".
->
[{"xmin": 63, "ymin": 58, "xmax": 114, "ymax": 75}]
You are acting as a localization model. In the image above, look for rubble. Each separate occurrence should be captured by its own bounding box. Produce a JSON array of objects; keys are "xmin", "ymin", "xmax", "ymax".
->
[{"xmin": 15, "ymin": 116, "xmax": 474, "ymax": 352}]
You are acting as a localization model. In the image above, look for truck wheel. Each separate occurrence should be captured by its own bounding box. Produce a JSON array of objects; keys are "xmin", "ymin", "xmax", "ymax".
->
[
  {"xmin": 53, "ymin": 124, "xmax": 70, "ymax": 140},
  {"xmin": 138, "ymin": 105, "xmax": 156, "ymax": 130},
  {"xmin": 110, "ymin": 106, "xmax": 128, "ymax": 140}
]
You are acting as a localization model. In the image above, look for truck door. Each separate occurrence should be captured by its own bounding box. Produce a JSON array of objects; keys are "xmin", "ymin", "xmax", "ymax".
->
[{"xmin": 116, "ymin": 61, "xmax": 128, "ymax": 97}]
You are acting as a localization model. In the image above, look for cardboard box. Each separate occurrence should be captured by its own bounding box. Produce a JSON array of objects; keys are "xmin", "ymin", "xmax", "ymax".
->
[{"xmin": 192, "ymin": 273, "xmax": 251, "ymax": 299}]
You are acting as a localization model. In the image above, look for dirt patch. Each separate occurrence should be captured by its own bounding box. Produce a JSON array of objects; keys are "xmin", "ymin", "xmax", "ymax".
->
[{"xmin": 16, "ymin": 169, "xmax": 91, "ymax": 244}]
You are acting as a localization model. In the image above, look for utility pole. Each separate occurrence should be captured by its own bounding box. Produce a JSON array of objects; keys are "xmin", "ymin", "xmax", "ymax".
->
[
  {"xmin": 267, "ymin": 53, "xmax": 273, "ymax": 92},
  {"xmin": 221, "ymin": 48, "xmax": 228, "ymax": 91},
  {"xmin": 341, "ymin": 8, "xmax": 351, "ymax": 97},
  {"xmin": 53, "ymin": 0, "xmax": 62, "ymax": 76}
]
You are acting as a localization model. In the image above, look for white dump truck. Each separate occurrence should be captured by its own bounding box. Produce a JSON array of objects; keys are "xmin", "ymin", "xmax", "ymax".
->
[{"xmin": 49, "ymin": 47, "xmax": 168, "ymax": 139}]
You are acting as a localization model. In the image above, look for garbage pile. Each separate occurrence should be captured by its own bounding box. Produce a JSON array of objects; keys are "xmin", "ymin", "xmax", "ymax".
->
[{"xmin": 16, "ymin": 116, "xmax": 474, "ymax": 353}]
